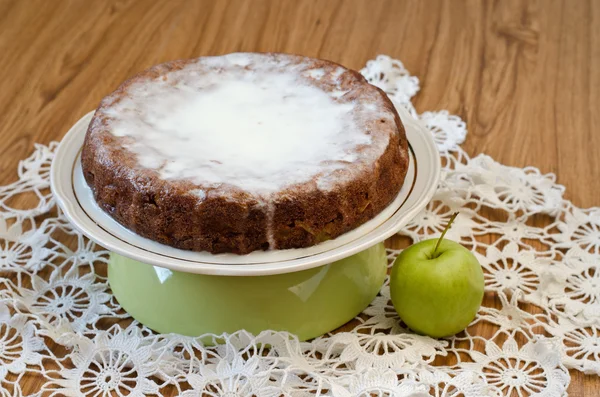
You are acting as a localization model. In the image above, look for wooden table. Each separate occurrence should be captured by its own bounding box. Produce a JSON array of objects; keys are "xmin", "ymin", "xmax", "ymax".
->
[{"xmin": 1, "ymin": 0, "xmax": 598, "ymax": 394}]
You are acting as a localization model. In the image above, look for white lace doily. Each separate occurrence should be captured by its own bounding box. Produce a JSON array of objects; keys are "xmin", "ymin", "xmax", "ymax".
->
[{"xmin": 1, "ymin": 55, "xmax": 598, "ymax": 396}]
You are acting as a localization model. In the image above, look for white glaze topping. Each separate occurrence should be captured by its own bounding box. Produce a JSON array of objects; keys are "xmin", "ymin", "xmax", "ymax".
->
[{"xmin": 101, "ymin": 54, "xmax": 393, "ymax": 195}]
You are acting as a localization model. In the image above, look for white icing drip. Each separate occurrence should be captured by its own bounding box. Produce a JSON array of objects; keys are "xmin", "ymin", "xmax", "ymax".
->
[
  {"xmin": 102, "ymin": 54, "xmax": 391, "ymax": 195},
  {"xmin": 305, "ymin": 68, "xmax": 325, "ymax": 79},
  {"xmin": 190, "ymin": 189, "xmax": 206, "ymax": 200},
  {"xmin": 331, "ymin": 67, "xmax": 345, "ymax": 79},
  {"xmin": 265, "ymin": 202, "xmax": 276, "ymax": 249}
]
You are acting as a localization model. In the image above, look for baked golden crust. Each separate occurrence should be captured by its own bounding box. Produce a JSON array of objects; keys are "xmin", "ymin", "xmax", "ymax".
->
[{"xmin": 81, "ymin": 53, "xmax": 409, "ymax": 254}]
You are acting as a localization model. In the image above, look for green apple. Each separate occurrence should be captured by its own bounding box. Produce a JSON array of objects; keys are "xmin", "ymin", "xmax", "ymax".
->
[{"xmin": 390, "ymin": 214, "xmax": 484, "ymax": 338}]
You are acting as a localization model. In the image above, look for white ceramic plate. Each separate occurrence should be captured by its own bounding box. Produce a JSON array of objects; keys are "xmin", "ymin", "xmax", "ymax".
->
[
  {"xmin": 72, "ymin": 150, "xmax": 414, "ymax": 265},
  {"xmin": 51, "ymin": 107, "xmax": 440, "ymax": 276}
]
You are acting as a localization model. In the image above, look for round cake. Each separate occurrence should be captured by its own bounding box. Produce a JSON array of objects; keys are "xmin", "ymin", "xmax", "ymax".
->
[{"xmin": 81, "ymin": 53, "xmax": 409, "ymax": 254}]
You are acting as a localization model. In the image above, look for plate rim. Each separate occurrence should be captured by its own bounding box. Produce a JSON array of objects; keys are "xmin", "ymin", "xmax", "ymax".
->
[{"xmin": 51, "ymin": 108, "xmax": 440, "ymax": 276}]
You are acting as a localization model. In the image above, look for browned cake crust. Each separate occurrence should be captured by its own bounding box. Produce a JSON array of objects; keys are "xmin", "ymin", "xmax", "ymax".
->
[{"xmin": 81, "ymin": 53, "xmax": 409, "ymax": 255}]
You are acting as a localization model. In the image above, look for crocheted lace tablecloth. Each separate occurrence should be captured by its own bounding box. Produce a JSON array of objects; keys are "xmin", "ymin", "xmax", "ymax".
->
[{"xmin": 1, "ymin": 55, "xmax": 599, "ymax": 396}]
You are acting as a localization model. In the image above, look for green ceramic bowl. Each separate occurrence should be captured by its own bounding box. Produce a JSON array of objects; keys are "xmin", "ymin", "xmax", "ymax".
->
[{"xmin": 108, "ymin": 242, "xmax": 387, "ymax": 340}]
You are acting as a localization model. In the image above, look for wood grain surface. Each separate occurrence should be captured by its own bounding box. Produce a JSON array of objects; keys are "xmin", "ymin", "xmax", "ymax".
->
[{"xmin": 0, "ymin": 0, "xmax": 598, "ymax": 395}]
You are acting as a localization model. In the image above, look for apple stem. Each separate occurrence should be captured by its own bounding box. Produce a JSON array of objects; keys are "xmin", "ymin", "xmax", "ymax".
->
[{"xmin": 433, "ymin": 212, "xmax": 459, "ymax": 257}]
